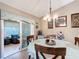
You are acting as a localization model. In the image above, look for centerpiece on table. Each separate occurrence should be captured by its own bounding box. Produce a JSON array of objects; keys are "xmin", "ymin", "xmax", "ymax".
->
[
  {"xmin": 45, "ymin": 37, "xmax": 56, "ymax": 45},
  {"xmin": 57, "ymin": 31, "xmax": 64, "ymax": 40}
]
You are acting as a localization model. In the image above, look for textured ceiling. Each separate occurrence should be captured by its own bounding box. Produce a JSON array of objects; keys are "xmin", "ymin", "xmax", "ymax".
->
[{"xmin": 0, "ymin": 0, "xmax": 74, "ymax": 18}]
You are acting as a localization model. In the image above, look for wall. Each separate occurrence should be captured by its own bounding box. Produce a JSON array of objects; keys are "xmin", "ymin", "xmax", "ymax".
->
[
  {"xmin": 0, "ymin": 2, "xmax": 39, "ymax": 21},
  {"xmin": 0, "ymin": 10, "xmax": 1, "ymax": 58},
  {"xmin": 41, "ymin": 0, "xmax": 79, "ymax": 43}
]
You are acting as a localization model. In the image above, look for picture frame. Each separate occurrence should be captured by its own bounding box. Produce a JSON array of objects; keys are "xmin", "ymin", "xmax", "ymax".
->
[
  {"xmin": 48, "ymin": 19, "xmax": 53, "ymax": 29},
  {"xmin": 36, "ymin": 23, "xmax": 39, "ymax": 29},
  {"xmin": 55, "ymin": 16, "xmax": 67, "ymax": 27},
  {"xmin": 71, "ymin": 13, "xmax": 79, "ymax": 28}
]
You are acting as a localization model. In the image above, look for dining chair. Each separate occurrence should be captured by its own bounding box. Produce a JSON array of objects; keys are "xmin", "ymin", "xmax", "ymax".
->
[
  {"xmin": 27, "ymin": 35, "xmax": 34, "ymax": 59},
  {"xmin": 35, "ymin": 44, "xmax": 66, "ymax": 59},
  {"xmin": 27, "ymin": 35, "xmax": 34, "ymax": 45},
  {"xmin": 50, "ymin": 34, "xmax": 56, "ymax": 39},
  {"xmin": 44, "ymin": 34, "xmax": 56, "ymax": 39},
  {"xmin": 75, "ymin": 37, "xmax": 79, "ymax": 45},
  {"xmin": 44, "ymin": 35, "xmax": 50, "ymax": 39}
]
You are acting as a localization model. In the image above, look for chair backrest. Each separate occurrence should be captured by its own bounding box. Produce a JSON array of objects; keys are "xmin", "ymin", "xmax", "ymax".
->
[
  {"xmin": 50, "ymin": 34, "xmax": 56, "ymax": 39},
  {"xmin": 75, "ymin": 37, "xmax": 79, "ymax": 45},
  {"xmin": 44, "ymin": 35, "xmax": 50, "ymax": 39},
  {"xmin": 44, "ymin": 34, "xmax": 56, "ymax": 39},
  {"xmin": 27, "ymin": 35, "xmax": 34, "ymax": 45},
  {"xmin": 35, "ymin": 44, "xmax": 66, "ymax": 59}
]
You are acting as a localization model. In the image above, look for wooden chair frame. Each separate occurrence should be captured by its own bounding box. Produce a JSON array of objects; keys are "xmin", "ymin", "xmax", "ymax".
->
[
  {"xmin": 27, "ymin": 35, "xmax": 34, "ymax": 45},
  {"xmin": 35, "ymin": 44, "xmax": 66, "ymax": 59},
  {"xmin": 75, "ymin": 37, "xmax": 79, "ymax": 45}
]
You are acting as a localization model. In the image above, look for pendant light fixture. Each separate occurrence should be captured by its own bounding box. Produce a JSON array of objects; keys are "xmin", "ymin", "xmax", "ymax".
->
[{"xmin": 43, "ymin": 0, "xmax": 52, "ymax": 21}]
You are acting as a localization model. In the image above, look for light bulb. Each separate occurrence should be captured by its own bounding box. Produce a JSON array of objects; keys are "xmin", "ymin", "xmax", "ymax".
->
[
  {"xmin": 53, "ymin": 15, "xmax": 58, "ymax": 19},
  {"xmin": 43, "ymin": 14, "xmax": 50, "ymax": 20},
  {"xmin": 48, "ymin": 17, "xmax": 51, "ymax": 21}
]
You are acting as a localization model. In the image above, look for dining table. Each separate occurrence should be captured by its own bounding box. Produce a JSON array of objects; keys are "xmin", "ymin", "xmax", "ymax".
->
[{"xmin": 27, "ymin": 39, "xmax": 79, "ymax": 59}]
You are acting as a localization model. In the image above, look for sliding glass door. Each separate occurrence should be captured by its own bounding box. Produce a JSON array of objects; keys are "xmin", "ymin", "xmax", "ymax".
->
[
  {"xmin": 22, "ymin": 22, "xmax": 31, "ymax": 48},
  {"xmin": 4, "ymin": 20, "xmax": 20, "ymax": 37},
  {"xmin": 4, "ymin": 20, "xmax": 20, "ymax": 57}
]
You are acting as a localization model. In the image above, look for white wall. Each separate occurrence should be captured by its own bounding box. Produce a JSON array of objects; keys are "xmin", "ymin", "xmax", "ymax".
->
[
  {"xmin": 41, "ymin": 0, "xmax": 79, "ymax": 43},
  {"xmin": 0, "ymin": 20, "xmax": 1, "ymax": 58},
  {"xmin": 0, "ymin": 10, "xmax": 1, "ymax": 58}
]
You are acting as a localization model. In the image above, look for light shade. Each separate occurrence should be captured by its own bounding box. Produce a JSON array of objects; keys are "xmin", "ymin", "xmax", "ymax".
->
[{"xmin": 43, "ymin": 14, "xmax": 52, "ymax": 21}]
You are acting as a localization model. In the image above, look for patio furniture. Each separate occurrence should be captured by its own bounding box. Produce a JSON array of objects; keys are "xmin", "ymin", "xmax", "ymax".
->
[
  {"xmin": 11, "ymin": 35, "xmax": 20, "ymax": 44},
  {"xmin": 4, "ymin": 37, "xmax": 11, "ymax": 45}
]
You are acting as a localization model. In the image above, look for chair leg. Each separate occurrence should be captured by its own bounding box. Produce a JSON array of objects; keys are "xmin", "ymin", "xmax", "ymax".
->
[
  {"xmin": 53, "ymin": 55, "xmax": 58, "ymax": 59},
  {"xmin": 29, "ymin": 55, "xmax": 31, "ymax": 59},
  {"xmin": 78, "ymin": 42, "xmax": 79, "ymax": 46},
  {"xmin": 62, "ymin": 56, "xmax": 65, "ymax": 59},
  {"xmin": 36, "ymin": 51, "xmax": 39, "ymax": 59},
  {"xmin": 40, "ymin": 52, "xmax": 46, "ymax": 59},
  {"xmin": 75, "ymin": 41, "xmax": 76, "ymax": 45}
]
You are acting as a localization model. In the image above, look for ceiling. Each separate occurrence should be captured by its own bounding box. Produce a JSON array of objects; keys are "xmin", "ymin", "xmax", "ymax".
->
[{"xmin": 0, "ymin": 0, "xmax": 74, "ymax": 18}]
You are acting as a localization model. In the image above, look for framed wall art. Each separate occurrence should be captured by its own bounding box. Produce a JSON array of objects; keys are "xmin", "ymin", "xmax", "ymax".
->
[
  {"xmin": 48, "ymin": 19, "xmax": 53, "ymax": 29},
  {"xmin": 55, "ymin": 16, "xmax": 67, "ymax": 27},
  {"xmin": 71, "ymin": 13, "xmax": 79, "ymax": 28}
]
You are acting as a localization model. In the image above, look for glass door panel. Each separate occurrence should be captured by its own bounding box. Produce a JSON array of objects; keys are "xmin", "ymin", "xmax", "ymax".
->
[
  {"xmin": 22, "ymin": 22, "xmax": 31, "ymax": 48},
  {"xmin": 4, "ymin": 20, "xmax": 20, "ymax": 57}
]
